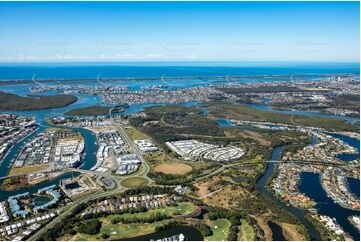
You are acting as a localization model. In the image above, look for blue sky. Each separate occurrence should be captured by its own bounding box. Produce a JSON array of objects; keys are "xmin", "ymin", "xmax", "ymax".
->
[{"xmin": 0, "ymin": 1, "xmax": 359, "ymax": 63}]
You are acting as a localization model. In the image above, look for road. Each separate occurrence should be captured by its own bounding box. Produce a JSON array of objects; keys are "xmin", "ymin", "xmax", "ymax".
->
[
  {"xmin": 28, "ymin": 111, "xmax": 154, "ymax": 240},
  {"xmin": 109, "ymin": 107, "xmax": 153, "ymax": 185},
  {"xmin": 28, "ymin": 186, "xmax": 125, "ymax": 241}
]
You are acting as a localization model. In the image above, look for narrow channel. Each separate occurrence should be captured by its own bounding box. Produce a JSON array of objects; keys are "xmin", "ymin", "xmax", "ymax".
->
[
  {"xmin": 268, "ymin": 221, "xmax": 286, "ymax": 241},
  {"xmin": 256, "ymin": 145, "xmax": 321, "ymax": 240}
]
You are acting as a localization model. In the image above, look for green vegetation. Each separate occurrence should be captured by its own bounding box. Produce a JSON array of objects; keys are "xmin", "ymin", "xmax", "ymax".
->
[
  {"xmin": 0, "ymin": 91, "xmax": 77, "ymax": 111},
  {"xmin": 120, "ymin": 177, "xmax": 149, "ymax": 188},
  {"xmin": 1, "ymin": 176, "xmax": 29, "ymax": 191},
  {"xmin": 130, "ymin": 105, "xmax": 224, "ymax": 145},
  {"xmin": 8, "ymin": 163, "xmax": 50, "ymax": 176},
  {"xmin": 194, "ymin": 223, "xmax": 213, "ymax": 237},
  {"xmin": 149, "ymin": 162, "xmax": 220, "ymax": 185},
  {"xmin": 110, "ymin": 212, "xmax": 172, "ymax": 225},
  {"xmin": 239, "ymin": 219, "xmax": 256, "ymax": 241},
  {"xmin": 207, "ymin": 219, "xmax": 232, "ymax": 241},
  {"xmin": 108, "ymin": 202, "xmax": 196, "ymax": 224},
  {"xmin": 124, "ymin": 126, "xmax": 150, "ymax": 140},
  {"xmin": 237, "ymin": 195, "xmax": 310, "ymax": 240},
  {"xmin": 65, "ymin": 105, "xmax": 127, "ymax": 116},
  {"xmin": 72, "ymin": 221, "xmax": 168, "ymax": 241},
  {"xmin": 65, "ymin": 105, "xmax": 112, "ymax": 116},
  {"xmin": 333, "ymin": 94, "xmax": 360, "ymax": 113},
  {"xmin": 77, "ymin": 219, "xmax": 102, "ymax": 235},
  {"xmin": 207, "ymin": 102, "xmax": 356, "ymax": 131},
  {"xmin": 63, "ymin": 203, "xmax": 195, "ymax": 240},
  {"xmin": 305, "ymin": 213, "xmax": 344, "ymax": 241}
]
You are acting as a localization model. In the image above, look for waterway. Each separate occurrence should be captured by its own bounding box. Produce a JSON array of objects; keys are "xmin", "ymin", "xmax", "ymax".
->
[
  {"xmin": 298, "ymin": 133, "xmax": 360, "ymax": 240},
  {"xmin": 299, "ymin": 172, "xmax": 359, "ymax": 240},
  {"xmin": 329, "ymin": 133, "xmax": 360, "ymax": 161},
  {"xmin": 248, "ymin": 103, "xmax": 359, "ymax": 125},
  {"xmin": 256, "ymin": 145, "xmax": 321, "ymax": 240},
  {"xmin": 0, "ymin": 93, "xmax": 101, "ymax": 201},
  {"xmin": 268, "ymin": 221, "xmax": 286, "ymax": 241},
  {"xmin": 257, "ymin": 132, "xmax": 361, "ymax": 241},
  {"xmin": 124, "ymin": 225, "xmax": 203, "ymax": 241},
  {"xmin": 0, "ymin": 172, "xmax": 79, "ymax": 201},
  {"xmin": 347, "ymin": 178, "xmax": 360, "ymax": 198}
]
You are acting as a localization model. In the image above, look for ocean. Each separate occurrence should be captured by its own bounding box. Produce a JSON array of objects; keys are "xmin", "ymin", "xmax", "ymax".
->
[{"xmin": 0, "ymin": 62, "xmax": 359, "ymax": 80}]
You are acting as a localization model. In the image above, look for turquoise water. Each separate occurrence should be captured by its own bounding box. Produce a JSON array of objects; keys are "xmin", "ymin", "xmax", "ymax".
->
[{"xmin": 0, "ymin": 63, "xmax": 359, "ymax": 80}]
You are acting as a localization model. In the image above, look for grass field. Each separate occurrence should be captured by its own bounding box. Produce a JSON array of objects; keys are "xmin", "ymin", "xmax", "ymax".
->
[
  {"xmin": 120, "ymin": 177, "xmax": 149, "ymax": 188},
  {"xmin": 207, "ymin": 219, "xmax": 231, "ymax": 241},
  {"xmin": 124, "ymin": 126, "xmax": 149, "ymax": 140},
  {"xmin": 239, "ymin": 219, "xmax": 255, "ymax": 241},
  {"xmin": 67, "ymin": 203, "xmax": 196, "ymax": 241},
  {"xmin": 207, "ymin": 103, "xmax": 356, "ymax": 131},
  {"xmin": 154, "ymin": 162, "xmax": 193, "ymax": 175},
  {"xmin": 9, "ymin": 163, "xmax": 50, "ymax": 176},
  {"xmin": 70, "ymin": 221, "xmax": 167, "ymax": 241},
  {"xmin": 145, "ymin": 152, "xmax": 193, "ymax": 175}
]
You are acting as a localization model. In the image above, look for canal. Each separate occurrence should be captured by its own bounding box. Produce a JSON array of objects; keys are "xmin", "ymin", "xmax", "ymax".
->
[
  {"xmin": 0, "ymin": 172, "xmax": 79, "ymax": 201},
  {"xmin": 299, "ymin": 172, "xmax": 360, "ymax": 240},
  {"xmin": 299, "ymin": 133, "xmax": 360, "ymax": 240}
]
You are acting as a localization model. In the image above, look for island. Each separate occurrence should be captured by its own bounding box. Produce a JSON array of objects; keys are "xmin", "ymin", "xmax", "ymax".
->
[
  {"xmin": 64, "ymin": 105, "xmax": 128, "ymax": 116},
  {"xmin": 0, "ymin": 91, "xmax": 77, "ymax": 111}
]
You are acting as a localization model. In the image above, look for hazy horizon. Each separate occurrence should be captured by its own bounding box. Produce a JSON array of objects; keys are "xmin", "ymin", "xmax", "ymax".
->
[{"xmin": 0, "ymin": 1, "xmax": 359, "ymax": 63}]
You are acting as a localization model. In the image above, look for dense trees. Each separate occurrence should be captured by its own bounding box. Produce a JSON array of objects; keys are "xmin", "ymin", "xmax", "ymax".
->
[
  {"xmin": 194, "ymin": 223, "xmax": 213, "ymax": 237},
  {"xmin": 129, "ymin": 106, "xmax": 224, "ymax": 145},
  {"xmin": 39, "ymin": 202, "xmax": 90, "ymax": 240},
  {"xmin": 77, "ymin": 219, "xmax": 102, "ymax": 235},
  {"xmin": 0, "ymin": 91, "xmax": 77, "ymax": 111},
  {"xmin": 111, "ymin": 212, "xmax": 172, "ymax": 224}
]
